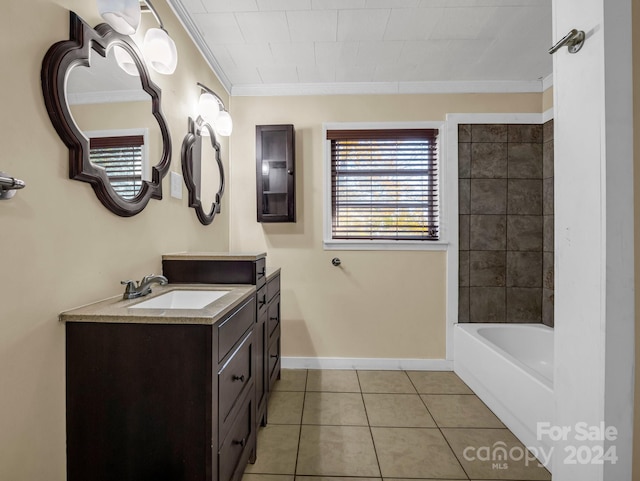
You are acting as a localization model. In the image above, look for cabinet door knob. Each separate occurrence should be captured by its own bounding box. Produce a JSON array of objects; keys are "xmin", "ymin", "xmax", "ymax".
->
[
  {"xmin": 287, "ymin": 169, "xmax": 294, "ymax": 175},
  {"xmin": 232, "ymin": 374, "xmax": 245, "ymax": 382}
]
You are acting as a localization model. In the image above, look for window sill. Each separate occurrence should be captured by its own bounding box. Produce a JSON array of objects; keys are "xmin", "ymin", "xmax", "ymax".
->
[{"xmin": 323, "ymin": 240, "xmax": 450, "ymax": 251}]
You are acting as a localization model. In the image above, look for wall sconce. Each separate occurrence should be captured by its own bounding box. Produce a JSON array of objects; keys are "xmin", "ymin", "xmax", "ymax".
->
[
  {"xmin": 197, "ymin": 83, "xmax": 233, "ymax": 137},
  {"xmin": 97, "ymin": 0, "xmax": 140, "ymax": 35},
  {"xmin": 98, "ymin": 0, "xmax": 178, "ymax": 75}
]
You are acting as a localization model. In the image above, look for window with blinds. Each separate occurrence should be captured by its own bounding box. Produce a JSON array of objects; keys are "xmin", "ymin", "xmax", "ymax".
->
[
  {"xmin": 327, "ymin": 128, "xmax": 439, "ymax": 241},
  {"xmin": 90, "ymin": 135, "xmax": 144, "ymax": 200}
]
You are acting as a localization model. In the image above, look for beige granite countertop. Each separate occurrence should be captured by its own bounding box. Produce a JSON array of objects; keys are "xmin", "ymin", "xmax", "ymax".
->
[
  {"xmin": 162, "ymin": 252, "xmax": 267, "ymax": 261},
  {"xmin": 266, "ymin": 267, "xmax": 281, "ymax": 280},
  {"xmin": 59, "ymin": 284, "xmax": 256, "ymax": 325}
]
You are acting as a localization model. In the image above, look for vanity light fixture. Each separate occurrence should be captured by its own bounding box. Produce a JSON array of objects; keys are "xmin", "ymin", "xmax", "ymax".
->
[
  {"xmin": 113, "ymin": 45, "xmax": 138, "ymax": 76},
  {"xmin": 97, "ymin": 0, "xmax": 141, "ymax": 35},
  {"xmin": 99, "ymin": 0, "xmax": 178, "ymax": 75},
  {"xmin": 196, "ymin": 82, "xmax": 233, "ymax": 137},
  {"xmin": 141, "ymin": 1, "xmax": 178, "ymax": 75}
]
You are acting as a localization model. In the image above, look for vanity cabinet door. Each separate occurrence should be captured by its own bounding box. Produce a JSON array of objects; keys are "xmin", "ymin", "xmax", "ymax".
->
[
  {"xmin": 267, "ymin": 295, "xmax": 280, "ymax": 341},
  {"xmin": 255, "ymin": 311, "xmax": 268, "ymax": 426},
  {"xmin": 256, "ymin": 124, "xmax": 295, "ymax": 223},
  {"xmin": 218, "ymin": 331, "xmax": 254, "ymax": 442},
  {"xmin": 266, "ymin": 274, "xmax": 282, "ymax": 392},
  {"xmin": 66, "ymin": 323, "xmax": 214, "ymax": 481},
  {"xmin": 218, "ymin": 389, "xmax": 256, "ymax": 481},
  {"xmin": 268, "ymin": 332, "xmax": 281, "ymax": 390}
]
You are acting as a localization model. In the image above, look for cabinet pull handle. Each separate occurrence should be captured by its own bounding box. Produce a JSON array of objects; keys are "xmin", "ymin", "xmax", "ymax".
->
[
  {"xmin": 270, "ymin": 354, "xmax": 278, "ymax": 359},
  {"xmin": 232, "ymin": 374, "xmax": 245, "ymax": 382},
  {"xmin": 259, "ymin": 296, "xmax": 267, "ymax": 306},
  {"xmin": 257, "ymin": 268, "xmax": 266, "ymax": 278},
  {"xmin": 233, "ymin": 438, "xmax": 246, "ymax": 447},
  {"xmin": 269, "ymin": 316, "xmax": 278, "ymax": 321}
]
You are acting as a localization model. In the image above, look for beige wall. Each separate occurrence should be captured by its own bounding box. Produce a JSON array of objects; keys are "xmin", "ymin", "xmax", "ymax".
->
[
  {"xmin": 542, "ymin": 86, "xmax": 554, "ymax": 113},
  {"xmin": 228, "ymin": 93, "xmax": 543, "ymax": 360},
  {"xmin": 0, "ymin": 1, "xmax": 229, "ymax": 480}
]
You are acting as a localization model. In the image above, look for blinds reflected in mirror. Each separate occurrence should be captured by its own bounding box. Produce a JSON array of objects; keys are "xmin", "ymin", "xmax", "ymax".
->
[{"xmin": 90, "ymin": 135, "xmax": 144, "ymax": 200}]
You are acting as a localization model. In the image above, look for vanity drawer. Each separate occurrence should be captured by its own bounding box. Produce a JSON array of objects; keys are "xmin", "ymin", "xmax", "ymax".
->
[
  {"xmin": 219, "ymin": 331, "xmax": 253, "ymax": 438},
  {"xmin": 267, "ymin": 273, "xmax": 280, "ymax": 302},
  {"xmin": 219, "ymin": 392, "xmax": 255, "ymax": 481},
  {"xmin": 267, "ymin": 295, "xmax": 280, "ymax": 339},
  {"xmin": 218, "ymin": 297, "xmax": 255, "ymax": 362},
  {"xmin": 256, "ymin": 285, "xmax": 268, "ymax": 317},
  {"xmin": 268, "ymin": 332, "xmax": 281, "ymax": 387},
  {"xmin": 255, "ymin": 257, "xmax": 267, "ymax": 289}
]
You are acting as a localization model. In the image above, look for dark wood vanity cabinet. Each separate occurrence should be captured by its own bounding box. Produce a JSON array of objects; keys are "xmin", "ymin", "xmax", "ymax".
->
[
  {"xmin": 65, "ymin": 296, "xmax": 257, "ymax": 481},
  {"xmin": 266, "ymin": 273, "xmax": 281, "ymax": 390},
  {"xmin": 256, "ymin": 124, "xmax": 296, "ymax": 223},
  {"xmin": 162, "ymin": 254, "xmax": 281, "ymax": 430}
]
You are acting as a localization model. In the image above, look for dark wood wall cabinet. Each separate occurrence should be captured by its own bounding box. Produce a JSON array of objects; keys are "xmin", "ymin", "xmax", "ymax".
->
[
  {"xmin": 163, "ymin": 253, "xmax": 281, "ymax": 429},
  {"xmin": 64, "ymin": 291, "xmax": 257, "ymax": 481},
  {"xmin": 256, "ymin": 124, "xmax": 296, "ymax": 223}
]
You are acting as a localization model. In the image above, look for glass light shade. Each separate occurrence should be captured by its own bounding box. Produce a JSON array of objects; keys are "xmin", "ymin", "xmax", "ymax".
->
[
  {"xmin": 114, "ymin": 46, "xmax": 139, "ymax": 76},
  {"xmin": 215, "ymin": 111, "xmax": 233, "ymax": 137},
  {"xmin": 198, "ymin": 93, "xmax": 221, "ymax": 123},
  {"xmin": 143, "ymin": 28, "xmax": 178, "ymax": 75},
  {"xmin": 97, "ymin": 0, "xmax": 141, "ymax": 35}
]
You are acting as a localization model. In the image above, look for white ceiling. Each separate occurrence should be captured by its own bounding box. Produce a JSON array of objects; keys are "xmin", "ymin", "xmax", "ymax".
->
[{"xmin": 167, "ymin": 0, "xmax": 553, "ymax": 96}]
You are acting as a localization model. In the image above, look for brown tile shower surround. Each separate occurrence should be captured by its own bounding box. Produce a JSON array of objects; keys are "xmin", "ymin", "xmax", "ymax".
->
[
  {"xmin": 243, "ymin": 369, "xmax": 551, "ymax": 481},
  {"xmin": 459, "ymin": 122, "xmax": 554, "ymax": 325}
]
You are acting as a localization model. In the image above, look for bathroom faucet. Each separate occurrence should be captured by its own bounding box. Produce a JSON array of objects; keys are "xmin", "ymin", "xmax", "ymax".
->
[{"xmin": 121, "ymin": 274, "xmax": 168, "ymax": 300}]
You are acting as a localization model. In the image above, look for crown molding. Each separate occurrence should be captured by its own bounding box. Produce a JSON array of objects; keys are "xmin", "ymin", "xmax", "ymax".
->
[
  {"xmin": 232, "ymin": 79, "xmax": 546, "ymax": 97},
  {"xmin": 165, "ymin": 0, "xmax": 231, "ymax": 95}
]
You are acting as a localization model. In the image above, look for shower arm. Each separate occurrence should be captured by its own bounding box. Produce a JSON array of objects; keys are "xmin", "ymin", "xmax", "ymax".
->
[{"xmin": 548, "ymin": 29, "xmax": 585, "ymax": 55}]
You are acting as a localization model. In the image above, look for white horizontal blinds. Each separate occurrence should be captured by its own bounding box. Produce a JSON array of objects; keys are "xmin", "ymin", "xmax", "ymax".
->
[
  {"xmin": 90, "ymin": 135, "xmax": 144, "ymax": 200},
  {"xmin": 327, "ymin": 129, "xmax": 439, "ymax": 241}
]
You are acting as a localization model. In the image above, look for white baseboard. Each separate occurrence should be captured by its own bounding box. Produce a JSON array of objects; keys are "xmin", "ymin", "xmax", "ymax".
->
[{"xmin": 281, "ymin": 357, "xmax": 453, "ymax": 371}]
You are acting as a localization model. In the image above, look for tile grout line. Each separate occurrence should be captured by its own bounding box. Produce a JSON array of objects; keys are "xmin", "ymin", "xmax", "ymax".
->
[
  {"xmin": 408, "ymin": 371, "xmax": 472, "ymax": 481},
  {"xmin": 504, "ymin": 126, "xmax": 510, "ymax": 321},
  {"xmin": 292, "ymin": 370, "xmax": 308, "ymax": 480},
  {"xmin": 356, "ymin": 370, "xmax": 383, "ymax": 479}
]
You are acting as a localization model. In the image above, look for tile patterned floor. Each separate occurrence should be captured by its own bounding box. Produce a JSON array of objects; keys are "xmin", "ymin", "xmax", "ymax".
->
[{"xmin": 243, "ymin": 369, "xmax": 551, "ymax": 481}]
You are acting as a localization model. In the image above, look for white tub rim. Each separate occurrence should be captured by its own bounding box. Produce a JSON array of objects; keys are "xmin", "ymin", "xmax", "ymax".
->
[{"xmin": 454, "ymin": 322, "xmax": 554, "ymax": 392}]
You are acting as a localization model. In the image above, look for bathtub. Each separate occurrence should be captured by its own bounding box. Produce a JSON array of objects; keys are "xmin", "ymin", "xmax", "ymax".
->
[{"xmin": 454, "ymin": 323, "xmax": 554, "ymax": 469}]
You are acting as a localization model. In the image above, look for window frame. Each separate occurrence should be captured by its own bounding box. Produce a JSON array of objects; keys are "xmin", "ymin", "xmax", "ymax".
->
[{"xmin": 323, "ymin": 122, "xmax": 448, "ymax": 251}]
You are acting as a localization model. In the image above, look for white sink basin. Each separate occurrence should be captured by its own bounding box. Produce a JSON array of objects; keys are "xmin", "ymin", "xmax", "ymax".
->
[{"xmin": 130, "ymin": 290, "xmax": 230, "ymax": 310}]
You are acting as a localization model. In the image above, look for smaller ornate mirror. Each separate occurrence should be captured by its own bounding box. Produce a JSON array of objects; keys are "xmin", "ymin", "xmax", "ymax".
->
[
  {"xmin": 181, "ymin": 118, "xmax": 225, "ymax": 225},
  {"xmin": 41, "ymin": 11, "xmax": 171, "ymax": 216}
]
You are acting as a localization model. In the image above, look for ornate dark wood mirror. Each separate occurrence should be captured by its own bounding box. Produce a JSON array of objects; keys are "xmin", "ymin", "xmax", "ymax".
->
[
  {"xmin": 41, "ymin": 11, "xmax": 171, "ymax": 216},
  {"xmin": 181, "ymin": 117, "xmax": 225, "ymax": 225}
]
